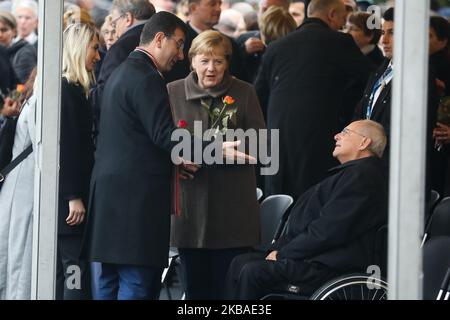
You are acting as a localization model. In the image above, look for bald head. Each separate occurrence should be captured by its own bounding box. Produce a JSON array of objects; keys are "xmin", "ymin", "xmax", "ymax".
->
[
  {"xmin": 354, "ymin": 120, "xmax": 387, "ymax": 158},
  {"xmin": 307, "ymin": 0, "xmax": 348, "ymax": 31}
]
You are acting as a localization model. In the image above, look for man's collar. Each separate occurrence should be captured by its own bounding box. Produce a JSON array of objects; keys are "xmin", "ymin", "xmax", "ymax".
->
[
  {"xmin": 328, "ymin": 156, "xmax": 380, "ymax": 173},
  {"xmin": 188, "ymin": 22, "xmax": 206, "ymax": 35},
  {"xmin": 361, "ymin": 44, "xmax": 376, "ymax": 55},
  {"xmin": 299, "ymin": 17, "xmax": 332, "ymax": 30},
  {"xmin": 124, "ymin": 20, "xmax": 147, "ymax": 34},
  {"xmin": 134, "ymin": 47, "xmax": 163, "ymax": 78}
]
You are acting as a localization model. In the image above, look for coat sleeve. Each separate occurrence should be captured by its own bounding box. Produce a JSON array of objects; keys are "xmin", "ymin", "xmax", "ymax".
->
[
  {"xmin": 12, "ymin": 45, "xmax": 37, "ymax": 84},
  {"xmin": 277, "ymin": 168, "xmax": 382, "ymax": 261},
  {"xmin": 59, "ymin": 82, "xmax": 85, "ymax": 199}
]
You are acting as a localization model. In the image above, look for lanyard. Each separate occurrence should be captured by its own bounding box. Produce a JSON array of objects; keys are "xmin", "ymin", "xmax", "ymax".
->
[{"xmin": 366, "ymin": 66, "xmax": 393, "ymax": 119}]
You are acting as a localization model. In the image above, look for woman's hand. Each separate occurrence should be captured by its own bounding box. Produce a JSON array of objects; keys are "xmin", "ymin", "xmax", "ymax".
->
[
  {"xmin": 434, "ymin": 122, "xmax": 450, "ymax": 145},
  {"xmin": 222, "ymin": 140, "xmax": 256, "ymax": 163},
  {"xmin": 67, "ymin": 199, "xmax": 86, "ymax": 226},
  {"xmin": 1, "ymin": 97, "xmax": 20, "ymax": 117}
]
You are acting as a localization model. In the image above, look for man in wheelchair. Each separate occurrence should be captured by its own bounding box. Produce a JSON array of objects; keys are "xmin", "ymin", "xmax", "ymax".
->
[{"xmin": 226, "ymin": 120, "xmax": 388, "ymax": 299}]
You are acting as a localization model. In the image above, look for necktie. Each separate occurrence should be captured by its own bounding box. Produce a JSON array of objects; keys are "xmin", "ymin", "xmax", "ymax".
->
[{"xmin": 366, "ymin": 66, "xmax": 393, "ymax": 119}]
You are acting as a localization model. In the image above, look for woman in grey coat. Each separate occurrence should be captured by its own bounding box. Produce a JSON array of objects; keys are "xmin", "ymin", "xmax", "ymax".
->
[
  {"xmin": 168, "ymin": 30, "xmax": 266, "ymax": 300},
  {"xmin": 0, "ymin": 73, "xmax": 36, "ymax": 300}
]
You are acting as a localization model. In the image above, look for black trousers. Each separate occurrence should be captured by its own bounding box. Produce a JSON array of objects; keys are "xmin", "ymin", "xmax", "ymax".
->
[
  {"xmin": 178, "ymin": 247, "xmax": 250, "ymax": 300},
  {"xmin": 56, "ymin": 234, "xmax": 91, "ymax": 300},
  {"xmin": 224, "ymin": 252, "xmax": 337, "ymax": 300}
]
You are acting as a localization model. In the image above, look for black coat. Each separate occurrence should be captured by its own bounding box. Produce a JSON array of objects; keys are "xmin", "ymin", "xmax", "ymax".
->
[
  {"xmin": 90, "ymin": 24, "xmax": 144, "ymax": 127},
  {"xmin": 0, "ymin": 45, "xmax": 16, "ymax": 96},
  {"xmin": 163, "ymin": 23, "xmax": 246, "ymax": 83},
  {"xmin": 430, "ymin": 48, "xmax": 450, "ymax": 97},
  {"xmin": 255, "ymin": 18, "xmax": 373, "ymax": 199},
  {"xmin": 7, "ymin": 39, "xmax": 37, "ymax": 83},
  {"xmin": 355, "ymin": 59, "xmax": 438, "ymax": 162},
  {"xmin": 273, "ymin": 156, "xmax": 388, "ymax": 274},
  {"xmin": 83, "ymin": 51, "xmax": 178, "ymax": 267},
  {"xmin": 59, "ymin": 79, "xmax": 95, "ymax": 235},
  {"xmin": 236, "ymin": 30, "xmax": 263, "ymax": 83},
  {"xmin": 366, "ymin": 45, "xmax": 385, "ymax": 68}
]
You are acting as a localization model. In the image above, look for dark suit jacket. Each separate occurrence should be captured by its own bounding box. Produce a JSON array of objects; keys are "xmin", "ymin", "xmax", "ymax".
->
[
  {"xmin": 59, "ymin": 78, "xmax": 95, "ymax": 235},
  {"xmin": 430, "ymin": 48, "xmax": 450, "ymax": 97},
  {"xmin": 355, "ymin": 59, "xmax": 392, "ymax": 140},
  {"xmin": 236, "ymin": 30, "xmax": 263, "ymax": 83},
  {"xmin": 272, "ymin": 156, "xmax": 388, "ymax": 274},
  {"xmin": 164, "ymin": 23, "xmax": 246, "ymax": 83},
  {"xmin": 0, "ymin": 45, "xmax": 16, "ymax": 95},
  {"xmin": 84, "ymin": 50, "xmax": 178, "ymax": 267},
  {"xmin": 366, "ymin": 45, "xmax": 385, "ymax": 68},
  {"xmin": 255, "ymin": 18, "xmax": 373, "ymax": 199},
  {"xmin": 355, "ymin": 59, "xmax": 438, "ymax": 162},
  {"xmin": 7, "ymin": 39, "xmax": 37, "ymax": 84},
  {"xmin": 90, "ymin": 24, "xmax": 144, "ymax": 127}
]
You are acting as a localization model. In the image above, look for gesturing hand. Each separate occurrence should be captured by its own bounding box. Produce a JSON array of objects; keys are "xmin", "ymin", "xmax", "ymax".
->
[{"xmin": 222, "ymin": 140, "xmax": 256, "ymax": 163}]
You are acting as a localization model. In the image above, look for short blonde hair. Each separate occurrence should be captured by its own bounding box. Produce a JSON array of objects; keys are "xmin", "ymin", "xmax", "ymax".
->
[
  {"xmin": 189, "ymin": 30, "xmax": 232, "ymax": 64},
  {"xmin": 101, "ymin": 15, "xmax": 113, "ymax": 32},
  {"xmin": 259, "ymin": 5, "xmax": 296, "ymax": 45},
  {"xmin": 62, "ymin": 23, "xmax": 99, "ymax": 96}
]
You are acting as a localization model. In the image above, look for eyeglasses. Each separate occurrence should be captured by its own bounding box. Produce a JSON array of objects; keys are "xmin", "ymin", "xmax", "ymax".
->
[
  {"xmin": 111, "ymin": 13, "xmax": 126, "ymax": 29},
  {"xmin": 341, "ymin": 127, "xmax": 366, "ymax": 138},
  {"xmin": 167, "ymin": 36, "xmax": 184, "ymax": 51}
]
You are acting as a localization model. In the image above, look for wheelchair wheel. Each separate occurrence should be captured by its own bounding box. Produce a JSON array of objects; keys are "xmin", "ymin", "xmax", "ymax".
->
[{"xmin": 309, "ymin": 274, "xmax": 388, "ymax": 300}]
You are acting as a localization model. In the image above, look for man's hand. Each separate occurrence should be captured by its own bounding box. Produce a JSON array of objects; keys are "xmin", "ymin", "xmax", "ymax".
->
[
  {"xmin": 434, "ymin": 122, "xmax": 450, "ymax": 145},
  {"xmin": 244, "ymin": 37, "xmax": 265, "ymax": 55},
  {"xmin": 266, "ymin": 250, "xmax": 278, "ymax": 261},
  {"xmin": 222, "ymin": 140, "xmax": 256, "ymax": 163},
  {"xmin": 179, "ymin": 160, "xmax": 200, "ymax": 180},
  {"xmin": 436, "ymin": 78, "xmax": 446, "ymax": 96},
  {"xmin": 1, "ymin": 97, "xmax": 20, "ymax": 117},
  {"xmin": 66, "ymin": 198, "xmax": 86, "ymax": 226}
]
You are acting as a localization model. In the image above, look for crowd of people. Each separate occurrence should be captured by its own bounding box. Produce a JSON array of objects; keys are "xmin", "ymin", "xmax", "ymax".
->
[{"xmin": 0, "ymin": 0, "xmax": 449, "ymax": 300}]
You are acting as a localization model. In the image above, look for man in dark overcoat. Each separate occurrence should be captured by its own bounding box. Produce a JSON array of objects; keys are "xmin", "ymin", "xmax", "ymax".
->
[
  {"xmin": 255, "ymin": 0, "xmax": 374, "ymax": 199},
  {"xmin": 83, "ymin": 12, "xmax": 189, "ymax": 300},
  {"xmin": 226, "ymin": 120, "xmax": 388, "ymax": 299}
]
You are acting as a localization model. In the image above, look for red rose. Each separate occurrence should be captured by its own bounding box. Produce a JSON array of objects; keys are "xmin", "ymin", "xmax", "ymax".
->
[
  {"xmin": 223, "ymin": 96, "xmax": 235, "ymax": 105},
  {"xmin": 178, "ymin": 119, "xmax": 188, "ymax": 128}
]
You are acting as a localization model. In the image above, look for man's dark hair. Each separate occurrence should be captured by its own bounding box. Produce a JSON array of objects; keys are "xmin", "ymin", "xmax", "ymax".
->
[
  {"xmin": 430, "ymin": 16, "xmax": 450, "ymax": 44},
  {"xmin": 113, "ymin": 0, "xmax": 155, "ymax": 20},
  {"xmin": 383, "ymin": 7, "xmax": 394, "ymax": 22},
  {"xmin": 140, "ymin": 11, "xmax": 189, "ymax": 45}
]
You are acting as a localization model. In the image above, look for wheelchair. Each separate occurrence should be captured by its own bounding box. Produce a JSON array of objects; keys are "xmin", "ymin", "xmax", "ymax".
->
[{"xmin": 260, "ymin": 273, "xmax": 388, "ymax": 300}]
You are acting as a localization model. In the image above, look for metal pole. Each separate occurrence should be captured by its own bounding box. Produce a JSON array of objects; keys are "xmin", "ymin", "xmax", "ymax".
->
[
  {"xmin": 388, "ymin": 0, "xmax": 429, "ymax": 300},
  {"xmin": 31, "ymin": 0, "xmax": 63, "ymax": 300}
]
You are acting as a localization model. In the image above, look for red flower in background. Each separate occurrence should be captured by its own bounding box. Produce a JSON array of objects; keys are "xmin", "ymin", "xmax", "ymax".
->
[{"xmin": 178, "ymin": 119, "xmax": 188, "ymax": 128}]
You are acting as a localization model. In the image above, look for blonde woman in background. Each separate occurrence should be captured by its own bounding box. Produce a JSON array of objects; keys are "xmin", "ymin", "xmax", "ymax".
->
[
  {"xmin": 259, "ymin": 5, "xmax": 297, "ymax": 46},
  {"xmin": 58, "ymin": 23, "xmax": 99, "ymax": 300}
]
